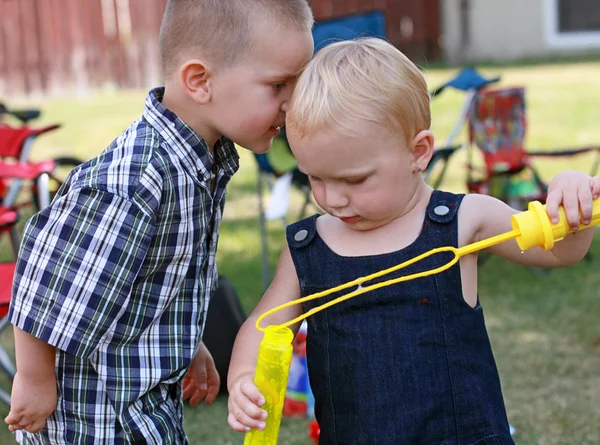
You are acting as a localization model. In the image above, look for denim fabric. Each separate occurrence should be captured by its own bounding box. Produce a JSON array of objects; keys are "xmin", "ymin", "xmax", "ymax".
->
[{"xmin": 286, "ymin": 190, "xmax": 513, "ymax": 445}]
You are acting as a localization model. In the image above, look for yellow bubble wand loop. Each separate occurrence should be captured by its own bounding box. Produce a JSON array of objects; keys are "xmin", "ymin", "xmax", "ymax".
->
[
  {"xmin": 244, "ymin": 199, "xmax": 600, "ymax": 445},
  {"xmin": 255, "ymin": 228, "xmax": 520, "ymax": 332}
]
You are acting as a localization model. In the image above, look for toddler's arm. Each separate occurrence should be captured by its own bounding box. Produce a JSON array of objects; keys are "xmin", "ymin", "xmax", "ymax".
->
[
  {"xmin": 463, "ymin": 171, "xmax": 600, "ymax": 267},
  {"xmin": 5, "ymin": 327, "xmax": 57, "ymax": 433},
  {"xmin": 227, "ymin": 246, "xmax": 302, "ymax": 433}
]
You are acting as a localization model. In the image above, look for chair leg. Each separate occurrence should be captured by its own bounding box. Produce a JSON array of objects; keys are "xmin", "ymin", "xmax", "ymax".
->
[
  {"xmin": 0, "ymin": 317, "xmax": 15, "ymax": 377},
  {"xmin": 2, "ymin": 178, "xmax": 23, "ymax": 208},
  {"xmin": 9, "ymin": 227, "xmax": 20, "ymax": 259},
  {"xmin": 0, "ymin": 387, "xmax": 10, "ymax": 407},
  {"xmin": 256, "ymin": 167, "xmax": 271, "ymax": 292},
  {"xmin": 36, "ymin": 172, "xmax": 51, "ymax": 210},
  {"xmin": 299, "ymin": 188, "xmax": 312, "ymax": 220},
  {"xmin": 0, "ymin": 316, "xmax": 15, "ymax": 407}
]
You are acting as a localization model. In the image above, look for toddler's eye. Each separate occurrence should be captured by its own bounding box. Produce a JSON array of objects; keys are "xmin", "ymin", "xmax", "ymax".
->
[
  {"xmin": 346, "ymin": 177, "xmax": 367, "ymax": 186},
  {"xmin": 272, "ymin": 83, "xmax": 286, "ymax": 90}
]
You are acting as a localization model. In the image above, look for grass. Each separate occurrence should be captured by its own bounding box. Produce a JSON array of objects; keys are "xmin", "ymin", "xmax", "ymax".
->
[{"xmin": 1, "ymin": 59, "xmax": 600, "ymax": 444}]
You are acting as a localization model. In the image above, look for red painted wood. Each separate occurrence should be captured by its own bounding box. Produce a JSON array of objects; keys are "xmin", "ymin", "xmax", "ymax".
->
[{"xmin": 0, "ymin": 0, "xmax": 440, "ymax": 95}]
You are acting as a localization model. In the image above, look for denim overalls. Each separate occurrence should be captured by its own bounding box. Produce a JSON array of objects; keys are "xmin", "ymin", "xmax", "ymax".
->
[{"xmin": 286, "ymin": 190, "xmax": 514, "ymax": 445}]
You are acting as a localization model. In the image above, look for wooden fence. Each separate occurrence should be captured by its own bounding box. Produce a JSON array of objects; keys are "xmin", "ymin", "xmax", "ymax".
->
[{"xmin": 0, "ymin": 0, "xmax": 440, "ymax": 96}]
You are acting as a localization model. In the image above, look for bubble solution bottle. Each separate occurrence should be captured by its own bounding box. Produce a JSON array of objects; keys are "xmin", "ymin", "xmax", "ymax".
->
[{"xmin": 244, "ymin": 325, "xmax": 294, "ymax": 445}]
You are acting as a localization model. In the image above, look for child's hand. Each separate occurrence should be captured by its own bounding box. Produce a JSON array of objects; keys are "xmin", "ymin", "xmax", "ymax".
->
[
  {"xmin": 546, "ymin": 171, "xmax": 600, "ymax": 231},
  {"xmin": 5, "ymin": 371, "xmax": 57, "ymax": 433},
  {"xmin": 227, "ymin": 373, "xmax": 268, "ymax": 432},
  {"xmin": 182, "ymin": 342, "xmax": 220, "ymax": 406}
]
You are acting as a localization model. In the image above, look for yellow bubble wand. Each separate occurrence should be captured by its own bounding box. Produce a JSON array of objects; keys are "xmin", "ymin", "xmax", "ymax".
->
[{"xmin": 244, "ymin": 199, "xmax": 600, "ymax": 445}]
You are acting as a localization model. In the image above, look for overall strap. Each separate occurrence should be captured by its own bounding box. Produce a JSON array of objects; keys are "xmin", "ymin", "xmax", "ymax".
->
[
  {"xmin": 286, "ymin": 214, "xmax": 319, "ymax": 250},
  {"xmin": 426, "ymin": 190, "xmax": 465, "ymax": 225}
]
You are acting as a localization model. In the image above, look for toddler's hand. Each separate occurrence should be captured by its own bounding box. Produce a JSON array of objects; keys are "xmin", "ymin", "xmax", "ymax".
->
[
  {"xmin": 227, "ymin": 373, "xmax": 268, "ymax": 433},
  {"xmin": 5, "ymin": 371, "xmax": 57, "ymax": 433},
  {"xmin": 183, "ymin": 342, "xmax": 220, "ymax": 406},
  {"xmin": 546, "ymin": 171, "xmax": 599, "ymax": 231}
]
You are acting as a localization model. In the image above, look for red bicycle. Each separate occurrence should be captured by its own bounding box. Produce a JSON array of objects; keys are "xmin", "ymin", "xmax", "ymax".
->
[{"xmin": 0, "ymin": 102, "xmax": 84, "ymax": 211}]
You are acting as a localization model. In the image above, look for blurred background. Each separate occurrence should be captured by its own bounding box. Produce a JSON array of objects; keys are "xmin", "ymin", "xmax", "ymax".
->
[{"xmin": 1, "ymin": 1, "xmax": 600, "ymax": 444}]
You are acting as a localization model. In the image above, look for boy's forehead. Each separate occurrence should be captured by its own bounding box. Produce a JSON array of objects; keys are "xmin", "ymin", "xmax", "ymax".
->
[{"xmin": 250, "ymin": 24, "xmax": 313, "ymax": 74}]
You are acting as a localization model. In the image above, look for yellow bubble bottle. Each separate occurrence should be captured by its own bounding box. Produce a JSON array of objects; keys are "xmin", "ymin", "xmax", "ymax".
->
[{"xmin": 244, "ymin": 325, "xmax": 294, "ymax": 445}]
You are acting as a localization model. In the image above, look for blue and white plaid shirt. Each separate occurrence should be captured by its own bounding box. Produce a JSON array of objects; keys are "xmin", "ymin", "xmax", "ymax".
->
[{"xmin": 9, "ymin": 88, "xmax": 239, "ymax": 444}]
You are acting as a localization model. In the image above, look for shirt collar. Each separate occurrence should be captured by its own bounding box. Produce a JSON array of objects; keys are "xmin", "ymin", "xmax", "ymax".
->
[{"xmin": 142, "ymin": 87, "xmax": 239, "ymax": 181}]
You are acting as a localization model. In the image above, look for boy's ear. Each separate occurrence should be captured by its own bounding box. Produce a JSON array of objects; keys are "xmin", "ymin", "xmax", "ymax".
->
[
  {"xmin": 179, "ymin": 59, "xmax": 212, "ymax": 104},
  {"xmin": 410, "ymin": 130, "xmax": 435, "ymax": 173}
]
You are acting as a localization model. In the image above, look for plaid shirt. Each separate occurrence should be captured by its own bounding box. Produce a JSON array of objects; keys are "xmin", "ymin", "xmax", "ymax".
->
[{"xmin": 9, "ymin": 88, "xmax": 239, "ymax": 444}]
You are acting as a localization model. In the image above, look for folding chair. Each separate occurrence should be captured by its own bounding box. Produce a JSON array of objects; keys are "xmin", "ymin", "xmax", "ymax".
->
[
  {"xmin": 465, "ymin": 87, "xmax": 600, "ymax": 208},
  {"xmin": 424, "ymin": 67, "xmax": 501, "ymax": 188}
]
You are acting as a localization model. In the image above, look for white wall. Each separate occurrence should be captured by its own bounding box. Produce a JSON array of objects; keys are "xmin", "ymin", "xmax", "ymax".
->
[{"xmin": 441, "ymin": 0, "xmax": 600, "ymax": 64}]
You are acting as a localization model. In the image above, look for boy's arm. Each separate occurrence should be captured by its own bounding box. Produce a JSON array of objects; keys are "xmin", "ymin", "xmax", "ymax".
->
[
  {"xmin": 182, "ymin": 342, "xmax": 220, "ymax": 406},
  {"xmin": 5, "ymin": 327, "xmax": 57, "ymax": 433},
  {"xmin": 8, "ymin": 187, "xmax": 156, "ymax": 359},
  {"xmin": 5, "ymin": 187, "xmax": 156, "ymax": 434},
  {"xmin": 227, "ymin": 245, "xmax": 302, "ymax": 432},
  {"xmin": 463, "ymin": 172, "xmax": 598, "ymax": 268}
]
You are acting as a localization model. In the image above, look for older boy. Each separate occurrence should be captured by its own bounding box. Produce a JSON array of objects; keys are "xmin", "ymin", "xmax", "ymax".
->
[{"xmin": 6, "ymin": 0, "xmax": 314, "ymax": 443}]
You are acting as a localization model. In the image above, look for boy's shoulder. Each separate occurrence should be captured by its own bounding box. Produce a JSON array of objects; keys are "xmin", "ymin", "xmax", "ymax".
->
[{"xmin": 63, "ymin": 117, "xmax": 172, "ymax": 212}]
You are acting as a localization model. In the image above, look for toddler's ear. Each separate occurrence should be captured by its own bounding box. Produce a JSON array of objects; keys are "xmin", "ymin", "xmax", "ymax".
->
[
  {"xmin": 410, "ymin": 130, "xmax": 435, "ymax": 172},
  {"xmin": 179, "ymin": 59, "xmax": 213, "ymax": 105}
]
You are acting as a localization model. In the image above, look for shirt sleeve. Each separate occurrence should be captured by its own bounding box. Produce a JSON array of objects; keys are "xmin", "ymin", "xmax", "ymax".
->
[{"xmin": 8, "ymin": 186, "xmax": 156, "ymax": 359}]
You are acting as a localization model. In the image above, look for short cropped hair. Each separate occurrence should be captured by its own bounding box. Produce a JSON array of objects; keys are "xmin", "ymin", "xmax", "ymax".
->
[
  {"xmin": 287, "ymin": 38, "xmax": 431, "ymax": 144},
  {"xmin": 159, "ymin": 0, "xmax": 314, "ymax": 78}
]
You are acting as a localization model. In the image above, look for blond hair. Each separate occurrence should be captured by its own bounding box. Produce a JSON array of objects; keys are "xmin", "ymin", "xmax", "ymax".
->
[
  {"xmin": 159, "ymin": 0, "xmax": 314, "ymax": 78},
  {"xmin": 287, "ymin": 38, "xmax": 430, "ymax": 143}
]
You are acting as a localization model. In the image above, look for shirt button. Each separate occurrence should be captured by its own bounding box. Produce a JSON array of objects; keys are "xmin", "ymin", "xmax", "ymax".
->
[
  {"xmin": 294, "ymin": 229, "xmax": 308, "ymax": 242},
  {"xmin": 434, "ymin": 205, "xmax": 450, "ymax": 216}
]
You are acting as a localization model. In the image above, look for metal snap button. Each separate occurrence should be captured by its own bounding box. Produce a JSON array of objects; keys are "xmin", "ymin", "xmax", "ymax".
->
[
  {"xmin": 434, "ymin": 205, "xmax": 450, "ymax": 216},
  {"xmin": 294, "ymin": 229, "xmax": 308, "ymax": 242}
]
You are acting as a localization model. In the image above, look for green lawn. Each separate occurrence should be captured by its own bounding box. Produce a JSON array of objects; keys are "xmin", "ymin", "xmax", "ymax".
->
[{"xmin": 1, "ymin": 60, "xmax": 600, "ymax": 444}]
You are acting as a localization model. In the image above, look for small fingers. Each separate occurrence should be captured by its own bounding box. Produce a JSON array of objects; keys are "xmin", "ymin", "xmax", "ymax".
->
[
  {"xmin": 193, "ymin": 369, "xmax": 208, "ymax": 393},
  {"xmin": 233, "ymin": 391, "xmax": 268, "ymax": 424},
  {"xmin": 578, "ymin": 185, "xmax": 593, "ymax": 225},
  {"xmin": 204, "ymin": 370, "xmax": 220, "ymax": 405},
  {"xmin": 591, "ymin": 176, "xmax": 600, "ymax": 199},
  {"xmin": 4, "ymin": 411, "xmax": 21, "ymax": 426},
  {"xmin": 7, "ymin": 419, "xmax": 29, "ymax": 432},
  {"xmin": 228, "ymin": 384, "xmax": 268, "ymax": 427},
  {"xmin": 182, "ymin": 376, "xmax": 195, "ymax": 400},
  {"xmin": 189, "ymin": 389, "xmax": 207, "ymax": 407},
  {"xmin": 228, "ymin": 412, "xmax": 252, "ymax": 433},
  {"xmin": 545, "ymin": 189, "xmax": 562, "ymax": 224},
  {"xmin": 25, "ymin": 420, "xmax": 46, "ymax": 434},
  {"xmin": 563, "ymin": 188, "xmax": 581, "ymax": 230},
  {"xmin": 228, "ymin": 403, "xmax": 267, "ymax": 432},
  {"xmin": 240, "ymin": 379, "xmax": 265, "ymax": 407},
  {"xmin": 5, "ymin": 411, "xmax": 26, "ymax": 431}
]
